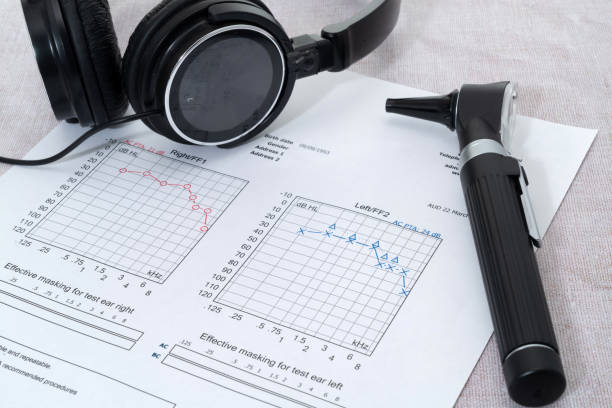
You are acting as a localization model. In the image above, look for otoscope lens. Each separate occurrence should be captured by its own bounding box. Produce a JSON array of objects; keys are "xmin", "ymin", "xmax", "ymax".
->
[
  {"xmin": 501, "ymin": 83, "xmax": 518, "ymax": 147},
  {"xmin": 166, "ymin": 27, "xmax": 286, "ymax": 145}
]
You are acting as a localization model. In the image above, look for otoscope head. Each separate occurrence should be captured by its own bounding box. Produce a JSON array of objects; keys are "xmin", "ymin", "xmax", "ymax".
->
[
  {"xmin": 386, "ymin": 82, "xmax": 517, "ymax": 151},
  {"xmin": 453, "ymin": 82, "xmax": 514, "ymax": 149},
  {"xmin": 386, "ymin": 91, "xmax": 459, "ymax": 131}
]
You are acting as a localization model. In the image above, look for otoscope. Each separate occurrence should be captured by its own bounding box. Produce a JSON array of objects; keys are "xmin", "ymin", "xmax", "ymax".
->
[{"xmin": 386, "ymin": 83, "xmax": 566, "ymax": 407}]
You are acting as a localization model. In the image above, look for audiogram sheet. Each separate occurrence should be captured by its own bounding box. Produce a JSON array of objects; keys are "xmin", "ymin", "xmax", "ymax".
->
[{"xmin": 0, "ymin": 73, "xmax": 596, "ymax": 407}]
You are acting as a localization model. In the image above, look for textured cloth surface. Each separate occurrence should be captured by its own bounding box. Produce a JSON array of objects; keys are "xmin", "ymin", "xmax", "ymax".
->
[{"xmin": 0, "ymin": 1, "xmax": 610, "ymax": 406}]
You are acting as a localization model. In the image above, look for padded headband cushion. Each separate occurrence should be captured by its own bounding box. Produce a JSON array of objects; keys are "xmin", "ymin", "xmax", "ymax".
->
[{"xmin": 60, "ymin": 0, "xmax": 127, "ymax": 123}]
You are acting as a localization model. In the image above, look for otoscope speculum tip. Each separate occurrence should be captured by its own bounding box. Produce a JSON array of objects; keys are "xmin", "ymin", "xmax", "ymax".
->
[{"xmin": 385, "ymin": 91, "xmax": 458, "ymax": 131}]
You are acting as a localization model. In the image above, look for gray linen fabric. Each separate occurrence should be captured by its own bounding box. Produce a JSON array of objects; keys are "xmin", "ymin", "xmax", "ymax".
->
[{"xmin": 0, "ymin": 1, "xmax": 610, "ymax": 406}]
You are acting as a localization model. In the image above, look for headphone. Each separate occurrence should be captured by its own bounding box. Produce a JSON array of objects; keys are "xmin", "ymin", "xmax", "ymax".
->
[{"xmin": 4, "ymin": 0, "xmax": 400, "ymax": 165}]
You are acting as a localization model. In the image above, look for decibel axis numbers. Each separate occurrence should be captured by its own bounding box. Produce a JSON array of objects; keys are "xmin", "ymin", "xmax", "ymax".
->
[
  {"xmin": 199, "ymin": 192, "xmax": 292, "ymax": 302},
  {"xmin": 13, "ymin": 140, "xmax": 115, "ymax": 236}
]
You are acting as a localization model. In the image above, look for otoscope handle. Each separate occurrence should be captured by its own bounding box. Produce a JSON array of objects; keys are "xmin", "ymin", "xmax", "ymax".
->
[{"xmin": 460, "ymin": 152, "xmax": 566, "ymax": 407}]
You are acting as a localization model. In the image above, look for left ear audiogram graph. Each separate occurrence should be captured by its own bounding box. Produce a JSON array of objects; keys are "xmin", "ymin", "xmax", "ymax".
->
[
  {"xmin": 215, "ymin": 197, "xmax": 442, "ymax": 355},
  {"xmin": 27, "ymin": 143, "xmax": 248, "ymax": 284}
]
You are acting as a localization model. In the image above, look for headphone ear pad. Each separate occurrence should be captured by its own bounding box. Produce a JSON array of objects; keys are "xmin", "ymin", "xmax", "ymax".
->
[
  {"xmin": 122, "ymin": 0, "xmax": 276, "ymax": 142},
  {"xmin": 122, "ymin": 0, "xmax": 184, "ymax": 111},
  {"xmin": 60, "ymin": 0, "xmax": 127, "ymax": 125}
]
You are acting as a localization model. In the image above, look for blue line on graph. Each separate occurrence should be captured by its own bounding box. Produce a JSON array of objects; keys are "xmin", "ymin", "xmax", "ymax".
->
[
  {"xmin": 297, "ymin": 223, "xmax": 412, "ymax": 296},
  {"xmin": 373, "ymin": 247, "xmax": 381, "ymax": 262}
]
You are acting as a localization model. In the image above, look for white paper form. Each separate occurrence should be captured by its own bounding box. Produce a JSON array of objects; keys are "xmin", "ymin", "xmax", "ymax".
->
[{"xmin": 0, "ymin": 72, "xmax": 596, "ymax": 408}]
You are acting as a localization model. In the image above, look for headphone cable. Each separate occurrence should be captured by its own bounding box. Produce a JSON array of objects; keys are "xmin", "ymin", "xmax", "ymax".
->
[{"xmin": 0, "ymin": 111, "xmax": 162, "ymax": 167}]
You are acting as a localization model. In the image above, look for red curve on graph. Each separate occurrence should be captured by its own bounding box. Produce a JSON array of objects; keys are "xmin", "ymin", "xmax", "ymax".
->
[{"xmin": 118, "ymin": 168, "xmax": 212, "ymax": 232}]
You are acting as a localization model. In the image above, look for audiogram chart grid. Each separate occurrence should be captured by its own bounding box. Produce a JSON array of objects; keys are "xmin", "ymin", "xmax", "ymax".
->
[
  {"xmin": 215, "ymin": 197, "xmax": 442, "ymax": 355},
  {"xmin": 28, "ymin": 143, "xmax": 247, "ymax": 283}
]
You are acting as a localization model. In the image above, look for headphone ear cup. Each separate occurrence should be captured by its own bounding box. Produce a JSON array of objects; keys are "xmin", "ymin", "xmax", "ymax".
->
[
  {"xmin": 59, "ymin": 0, "xmax": 127, "ymax": 125},
  {"xmin": 122, "ymin": 0, "xmax": 278, "ymax": 143}
]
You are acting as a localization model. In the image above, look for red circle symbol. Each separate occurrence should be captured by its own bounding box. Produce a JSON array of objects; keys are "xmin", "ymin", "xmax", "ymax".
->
[
  {"xmin": 160, "ymin": 181, "xmax": 168, "ymax": 186},
  {"xmin": 183, "ymin": 184, "xmax": 191, "ymax": 190},
  {"xmin": 200, "ymin": 226, "xmax": 209, "ymax": 233},
  {"xmin": 192, "ymin": 205, "xmax": 201, "ymax": 210},
  {"xmin": 119, "ymin": 168, "xmax": 127, "ymax": 173},
  {"xmin": 204, "ymin": 208, "xmax": 212, "ymax": 214},
  {"xmin": 189, "ymin": 195, "xmax": 198, "ymax": 201},
  {"xmin": 143, "ymin": 171, "xmax": 152, "ymax": 177}
]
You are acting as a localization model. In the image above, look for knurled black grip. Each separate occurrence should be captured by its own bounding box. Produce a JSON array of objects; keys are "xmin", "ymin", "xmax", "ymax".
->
[{"xmin": 460, "ymin": 154, "xmax": 559, "ymax": 359}]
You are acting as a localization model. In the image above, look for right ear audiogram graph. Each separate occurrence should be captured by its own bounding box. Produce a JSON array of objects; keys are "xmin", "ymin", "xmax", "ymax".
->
[
  {"xmin": 215, "ymin": 197, "xmax": 442, "ymax": 355},
  {"xmin": 26, "ymin": 142, "xmax": 248, "ymax": 284}
]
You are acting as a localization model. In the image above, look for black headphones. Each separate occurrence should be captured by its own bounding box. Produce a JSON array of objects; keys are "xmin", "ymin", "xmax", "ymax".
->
[{"xmin": 4, "ymin": 0, "xmax": 400, "ymax": 165}]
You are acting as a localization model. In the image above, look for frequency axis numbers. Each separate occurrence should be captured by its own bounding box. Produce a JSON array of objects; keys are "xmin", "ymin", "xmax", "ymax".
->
[
  {"xmin": 57, "ymin": 254, "xmax": 154, "ymax": 294},
  {"xmin": 10, "ymin": 240, "xmax": 155, "ymax": 299}
]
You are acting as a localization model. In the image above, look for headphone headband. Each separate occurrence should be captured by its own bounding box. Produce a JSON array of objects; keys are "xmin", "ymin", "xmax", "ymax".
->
[{"xmin": 322, "ymin": 0, "xmax": 401, "ymax": 71}]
